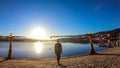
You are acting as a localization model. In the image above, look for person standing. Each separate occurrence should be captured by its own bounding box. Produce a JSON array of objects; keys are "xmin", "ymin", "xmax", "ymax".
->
[{"xmin": 55, "ymin": 39, "xmax": 62, "ymax": 65}]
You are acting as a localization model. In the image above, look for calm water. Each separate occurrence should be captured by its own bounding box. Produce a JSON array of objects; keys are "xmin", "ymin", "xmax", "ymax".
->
[{"xmin": 0, "ymin": 42, "xmax": 108, "ymax": 58}]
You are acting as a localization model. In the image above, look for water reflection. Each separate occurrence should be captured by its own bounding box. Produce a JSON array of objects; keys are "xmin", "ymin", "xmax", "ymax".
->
[
  {"xmin": 34, "ymin": 42, "xmax": 43, "ymax": 53},
  {"xmin": 0, "ymin": 42, "xmax": 108, "ymax": 58}
]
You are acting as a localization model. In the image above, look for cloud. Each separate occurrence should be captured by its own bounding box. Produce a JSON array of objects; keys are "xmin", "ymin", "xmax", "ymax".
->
[{"xmin": 95, "ymin": 0, "xmax": 120, "ymax": 11}]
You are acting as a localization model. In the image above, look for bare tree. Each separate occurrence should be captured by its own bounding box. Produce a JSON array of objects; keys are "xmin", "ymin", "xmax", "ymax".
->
[
  {"xmin": 7, "ymin": 32, "xmax": 13, "ymax": 59},
  {"xmin": 87, "ymin": 32, "xmax": 95, "ymax": 55}
]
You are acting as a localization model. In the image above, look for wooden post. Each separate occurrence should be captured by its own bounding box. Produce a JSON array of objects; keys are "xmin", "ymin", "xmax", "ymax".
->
[
  {"xmin": 7, "ymin": 32, "xmax": 13, "ymax": 59},
  {"xmin": 88, "ymin": 32, "xmax": 95, "ymax": 55}
]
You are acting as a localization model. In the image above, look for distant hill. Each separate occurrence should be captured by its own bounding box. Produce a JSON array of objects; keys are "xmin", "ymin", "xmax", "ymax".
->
[
  {"xmin": 94, "ymin": 28, "xmax": 120, "ymax": 35},
  {"xmin": 60, "ymin": 28, "xmax": 120, "ymax": 43}
]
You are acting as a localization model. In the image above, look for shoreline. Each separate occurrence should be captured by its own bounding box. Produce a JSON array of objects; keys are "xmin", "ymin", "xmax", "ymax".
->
[
  {"xmin": 0, "ymin": 47, "xmax": 120, "ymax": 68},
  {"xmin": 0, "ymin": 46, "xmax": 108, "ymax": 59}
]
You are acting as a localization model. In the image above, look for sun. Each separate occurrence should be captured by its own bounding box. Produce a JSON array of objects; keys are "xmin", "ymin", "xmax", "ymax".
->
[{"xmin": 30, "ymin": 27, "xmax": 47, "ymax": 39}]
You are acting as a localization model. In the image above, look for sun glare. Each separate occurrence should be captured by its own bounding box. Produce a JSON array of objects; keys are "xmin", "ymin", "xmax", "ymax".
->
[
  {"xmin": 30, "ymin": 27, "xmax": 48, "ymax": 39},
  {"xmin": 34, "ymin": 42, "xmax": 43, "ymax": 53}
]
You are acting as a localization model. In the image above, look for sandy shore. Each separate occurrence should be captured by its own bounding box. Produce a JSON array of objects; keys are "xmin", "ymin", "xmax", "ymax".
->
[{"xmin": 0, "ymin": 47, "xmax": 120, "ymax": 68}]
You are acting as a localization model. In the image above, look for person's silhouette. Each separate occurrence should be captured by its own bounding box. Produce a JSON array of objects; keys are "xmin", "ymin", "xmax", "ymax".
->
[{"xmin": 55, "ymin": 39, "xmax": 62, "ymax": 65}]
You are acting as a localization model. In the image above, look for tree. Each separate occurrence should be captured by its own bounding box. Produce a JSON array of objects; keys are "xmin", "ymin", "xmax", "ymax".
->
[
  {"xmin": 88, "ymin": 32, "xmax": 95, "ymax": 55},
  {"xmin": 7, "ymin": 32, "xmax": 13, "ymax": 59}
]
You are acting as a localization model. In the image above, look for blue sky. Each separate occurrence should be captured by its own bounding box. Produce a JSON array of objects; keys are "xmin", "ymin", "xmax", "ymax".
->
[{"xmin": 0, "ymin": 0, "xmax": 120, "ymax": 36}]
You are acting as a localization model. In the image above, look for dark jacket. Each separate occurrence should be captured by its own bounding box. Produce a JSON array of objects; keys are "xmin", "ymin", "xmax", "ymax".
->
[{"xmin": 55, "ymin": 43, "xmax": 62, "ymax": 55}]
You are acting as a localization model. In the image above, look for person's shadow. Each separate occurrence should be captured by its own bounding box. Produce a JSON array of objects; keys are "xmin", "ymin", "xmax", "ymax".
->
[{"xmin": 59, "ymin": 64, "xmax": 67, "ymax": 68}]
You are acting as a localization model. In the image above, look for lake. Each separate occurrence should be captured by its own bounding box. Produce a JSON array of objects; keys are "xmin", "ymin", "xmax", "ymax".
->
[{"xmin": 0, "ymin": 42, "xmax": 108, "ymax": 58}]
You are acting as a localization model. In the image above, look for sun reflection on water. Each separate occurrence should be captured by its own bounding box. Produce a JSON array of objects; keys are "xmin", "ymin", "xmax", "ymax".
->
[{"xmin": 34, "ymin": 42, "xmax": 43, "ymax": 53}]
